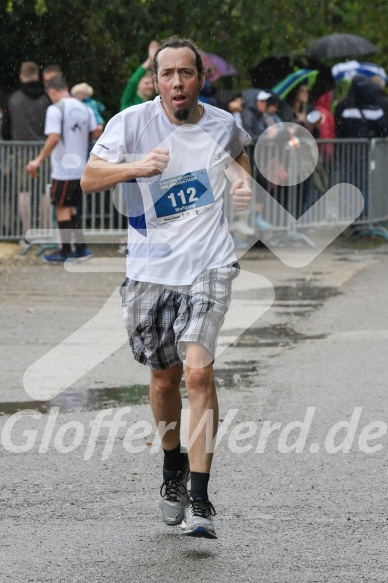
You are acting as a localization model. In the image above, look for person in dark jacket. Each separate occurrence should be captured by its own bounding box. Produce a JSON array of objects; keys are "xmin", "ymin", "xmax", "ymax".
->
[
  {"xmin": 335, "ymin": 76, "xmax": 388, "ymax": 211},
  {"xmin": 335, "ymin": 75, "xmax": 388, "ymax": 139},
  {"xmin": 2, "ymin": 61, "xmax": 51, "ymax": 241}
]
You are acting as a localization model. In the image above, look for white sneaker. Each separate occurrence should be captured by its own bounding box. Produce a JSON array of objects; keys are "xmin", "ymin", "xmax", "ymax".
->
[
  {"xmin": 181, "ymin": 497, "xmax": 217, "ymax": 539},
  {"xmin": 159, "ymin": 455, "xmax": 190, "ymax": 526}
]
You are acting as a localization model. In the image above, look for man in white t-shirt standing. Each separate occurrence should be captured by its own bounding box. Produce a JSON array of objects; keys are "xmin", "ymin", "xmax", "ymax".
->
[
  {"xmin": 27, "ymin": 74, "xmax": 98, "ymax": 263},
  {"xmin": 81, "ymin": 37, "xmax": 252, "ymax": 539}
]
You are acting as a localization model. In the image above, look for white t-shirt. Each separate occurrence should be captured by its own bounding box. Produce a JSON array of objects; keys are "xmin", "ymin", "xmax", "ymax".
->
[
  {"xmin": 45, "ymin": 97, "xmax": 97, "ymax": 180},
  {"xmin": 91, "ymin": 96, "xmax": 251, "ymax": 285}
]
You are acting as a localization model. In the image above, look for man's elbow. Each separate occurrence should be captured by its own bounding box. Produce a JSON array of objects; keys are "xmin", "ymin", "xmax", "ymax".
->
[{"xmin": 80, "ymin": 169, "xmax": 94, "ymax": 194}]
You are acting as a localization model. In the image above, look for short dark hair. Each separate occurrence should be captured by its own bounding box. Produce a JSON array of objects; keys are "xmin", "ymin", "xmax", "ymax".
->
[
  {"xmin": 43, "ymin": 64, "xmax": 62, "ymax": 77},
  {"xmin": 152, "ymin": 36, "xmax": 205, "ymax": 79},
  {"xmin": 46, "ymin": 74, "xmax": 68, "ymax": 91}
]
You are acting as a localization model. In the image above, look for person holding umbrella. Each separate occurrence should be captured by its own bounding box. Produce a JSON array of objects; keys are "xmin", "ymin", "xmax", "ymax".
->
[{"xmin": 281, "ymin": 83, "xmax": 315, "ymax": 125}]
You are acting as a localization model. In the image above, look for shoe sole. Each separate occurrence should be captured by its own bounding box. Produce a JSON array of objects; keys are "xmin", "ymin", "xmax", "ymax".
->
[
  {"xmin": 64, "ymin": 254, "xmax": 93, "ymax": 264},
  {"xmin": 76, "ymin": 254, "xmax": 93, "ymax": 262},
  {"xmin": 181, "ymin": 524, "xmax": 217, "ymax": 539},
  {"xmin": 41, "ymin": 258, "xmax": 65, "ymax": 264}
]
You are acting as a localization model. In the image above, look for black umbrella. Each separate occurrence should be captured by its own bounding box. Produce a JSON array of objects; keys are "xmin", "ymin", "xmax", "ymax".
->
[
  {"xmin": 307, "ymin": 33, "xmax": 380, "ymax": 60},
  {"xmin": 249, "ymin": 55, "xmax": 334, "ymax": 101}
]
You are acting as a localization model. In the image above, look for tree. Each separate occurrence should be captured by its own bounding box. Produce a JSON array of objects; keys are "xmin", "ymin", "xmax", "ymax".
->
[{"xmin": 1, "ymin": 0, "xmax": 387, "ymax": 118}]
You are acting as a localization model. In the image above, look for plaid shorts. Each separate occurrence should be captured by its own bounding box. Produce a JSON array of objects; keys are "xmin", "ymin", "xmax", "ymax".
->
[{"xmin": 119, "ymin": 262, "xmax": 240, "ymax": 369}]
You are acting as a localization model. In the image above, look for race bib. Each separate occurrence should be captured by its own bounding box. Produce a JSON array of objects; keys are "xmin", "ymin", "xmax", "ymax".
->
[{"xmin": 149, "ymin": 169, "xmax": 215, "ymax": 224}]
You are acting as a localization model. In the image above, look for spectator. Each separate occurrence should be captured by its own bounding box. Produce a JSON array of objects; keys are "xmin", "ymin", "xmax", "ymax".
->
[
  {"xmin": 369, "ymin": 76, "xmax": 388, "ymax": 125},
  {"xmin": 241, "ymin": 87, "xmax": 266, "ymax": 143},
  {"xmin": 71, "ymin": 82, "xmax": 105, "ymax": 139},
  {"xmin": 1, "ymin": 61, "xmax": 51, "ymax": 242},
  {"xmin": 335, "ymin": 77, "xmax": 388, "ymax": 213},
  {"xmin": 199, "ymin": 77, "xmax": 216, "ymax": 106},
  {"xmin": 335, "ymin": 76, "xmax": 388, "ymax": 139},
  {"xmin": 280, "ymin": 83, "xmax": 315, "ymax": 126},
  {"xmin": 26, "ymin": 74, "xmax": 98, "ymax": 264},
  {"xmin": 216, "ymin": 89, "xmax": 243, "ymax": 127},
  {"xmin": 120, "ymin": 40, "xmax": 158, "ymax": 110},
  {"xmin": 42, "ymin": 64, "xmax": 62, "ymax": 89},
  {"xmin": 314, "ymin": 90, "xmax": 336, "ymax": 161}
]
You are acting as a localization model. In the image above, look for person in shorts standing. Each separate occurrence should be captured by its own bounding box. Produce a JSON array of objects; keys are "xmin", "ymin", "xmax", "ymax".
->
[
  {"xmin": 81, "ymin": 36, "xmax": 252, "ymax": 538},
  {"xmin": 27, "ymin": 74, "xmax": 98, "ymax": 263}
]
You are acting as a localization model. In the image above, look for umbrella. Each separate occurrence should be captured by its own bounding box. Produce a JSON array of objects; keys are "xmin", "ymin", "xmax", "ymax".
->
[
  {"xmin": 272, "ymin": 69, "xmax": 319, "ymax": 99},
  {"xmin": 307, "ymin": 33, "xmax": 380, "ymax": 60},
  {"xmin": 200, "ymin": 52, "xmax": 237, "ymax": 81},
  {"xmin": 332, "ymin": 60, "xmax": 388, "ymax": 82},
  {"xmin": 249, "ymin": 55, "xmax": 334, "ymax": 100}
]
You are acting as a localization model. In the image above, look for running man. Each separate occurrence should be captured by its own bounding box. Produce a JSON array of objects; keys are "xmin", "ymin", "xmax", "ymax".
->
[{"xmin": 81, "ymin": 37, "xmax": 252, "ymax": 539}]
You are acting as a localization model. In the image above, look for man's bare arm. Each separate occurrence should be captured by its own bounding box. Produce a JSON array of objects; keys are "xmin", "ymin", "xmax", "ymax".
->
[
  {"xmin": 26, "ymin": 133, "xmax": 61, "ymax": 176},
  {"xmin": 81, "ymin": 148, "xmax": 169, "ymax": 194},
  {"xmin": 225, "ymin": 150, "xmax": 252, "ymax": 211}
]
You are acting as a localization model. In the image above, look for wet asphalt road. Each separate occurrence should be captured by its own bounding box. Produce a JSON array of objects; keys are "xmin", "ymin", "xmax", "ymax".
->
[{"xmin": 0, "ymin": 242, "xmax": 388, "ymax": 582}]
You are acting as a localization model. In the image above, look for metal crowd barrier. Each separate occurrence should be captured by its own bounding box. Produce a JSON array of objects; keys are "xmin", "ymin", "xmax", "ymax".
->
[{"xmin": 0, "ymin": 138, "xmax": 387, "ymax": 245}]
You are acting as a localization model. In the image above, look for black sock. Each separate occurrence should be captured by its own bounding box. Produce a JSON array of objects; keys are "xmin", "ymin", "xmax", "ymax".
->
[
  {"xmin": 70, "ymin": 210, "xmax": 86, "ymax": 253},
  {"xmin": 163, "ymin": 443, "xmax": 185, "ymax": 473},
  {"xmin": 190, "ymin": 472, "xmax": 210, "ymax": 500},
  {"xmin": 57, "ymin": 220, "xmax": 72, "ymax": 256}
]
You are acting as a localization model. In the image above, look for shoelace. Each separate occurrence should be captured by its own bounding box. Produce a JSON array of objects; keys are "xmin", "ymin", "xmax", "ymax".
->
[
  {"xmin": 160, "ymin": 470, "xmax": 188, "ymax": 502},
  {"xmin": 189, "ymin": 498, "xmax": 216, "ymax": 518}
]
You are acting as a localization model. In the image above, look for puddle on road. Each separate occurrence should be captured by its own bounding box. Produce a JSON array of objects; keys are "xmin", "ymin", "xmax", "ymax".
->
[
  {"xmin": 229, "ymin": 324, "xmax": 327, "ymax": 348},
  {"xmin": 234, "ymin": 284, "xmax": 340, "ymax": 308},
  {"xmin": 274, "ymin": 285, "xmax": 341, "ymax": 303},
  {"xmin": 0, "ymin": 284, "xmax": 334, "ymax": 416},
  {"xmin": 0, "ymin": 367, "xmax": 257, "ymax": 415},
  {"xmin": 233, "ymin": 284, "xmax": 340, "ymax": 318},
  {"xmin": 213, "ymin": 365, "xmax": 258, "ymax": 388},
  {"xmin": 0, "ymin": 384, "xmax": 150, "ymax": 416}
]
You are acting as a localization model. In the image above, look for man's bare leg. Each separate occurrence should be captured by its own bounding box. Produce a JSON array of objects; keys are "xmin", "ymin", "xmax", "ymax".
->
[
  {"xmin": 181, "ymin": 342, "xmax": 218, "ymax": 538},
  {"xmin": 18, "ymin": 191, "xmax": 31, "ymax": 240},
  {"xmin": 149, "ymin": 362, "xmax": 183, "ymax": 450},
  {"xmin": 151, "ymin": 363, "xmax": 190, "ymax": 527},
  {"xmin": 184, "ymin": 342, "xmax": 218, "ymax": 473}
]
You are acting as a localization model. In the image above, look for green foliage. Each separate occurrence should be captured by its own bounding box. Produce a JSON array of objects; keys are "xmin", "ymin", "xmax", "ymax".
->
[{"xmin": 1, "ymin": 0, "xmax": 387, "ymax": 118}]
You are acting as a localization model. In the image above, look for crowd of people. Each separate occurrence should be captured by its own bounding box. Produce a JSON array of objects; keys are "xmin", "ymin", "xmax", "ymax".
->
[{"xmin": 1, "ymin": 42, "xmax": 388, "ymax": 251}]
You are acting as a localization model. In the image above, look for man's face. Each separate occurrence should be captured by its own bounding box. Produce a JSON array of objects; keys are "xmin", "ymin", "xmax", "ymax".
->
[
  {"xmin": 154, "ymin": 47, "xmax": 205, "ymax": 123},
  {"xmin": 257, "ymin": 99, "xmax": 267, "ymax": 113},
  {"xmin": 46, "ymin": 87, "xmax": 60, "ymax": 103},
  {"xmin": 43, "ymin": 71, "xmax": 57, "ymax": 89}
]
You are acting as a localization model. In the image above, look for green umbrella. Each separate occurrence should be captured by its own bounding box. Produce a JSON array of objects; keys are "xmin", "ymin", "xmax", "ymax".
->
[{"xmin": 272, "ymin": 69, "xmax": 319, "ymax": 99}]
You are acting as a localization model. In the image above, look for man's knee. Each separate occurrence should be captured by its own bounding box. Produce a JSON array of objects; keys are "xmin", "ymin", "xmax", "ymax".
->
[
  {"xmin": 151, "ymin": 365, "xmax": 182, "ymax": 397},
  {"xmin": 184, "ymin": 367, "xmax": 214, "ymax": 397}
]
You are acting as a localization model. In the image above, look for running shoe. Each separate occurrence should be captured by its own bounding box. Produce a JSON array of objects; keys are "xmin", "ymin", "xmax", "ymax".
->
[
  {"xmin": 69, "ymin": 248, "xmax": 93, "ymax": 262},
  {"xmin": 181, "ymin": 496, "xmax": 217, "ymax": 539},
  {"xmin": 41, "ymin": 251, "xmax": 70, "ymax": 264},
  {"xmin": 159, "ymin": 455, "xmax": 190, "ymax": 526}
]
